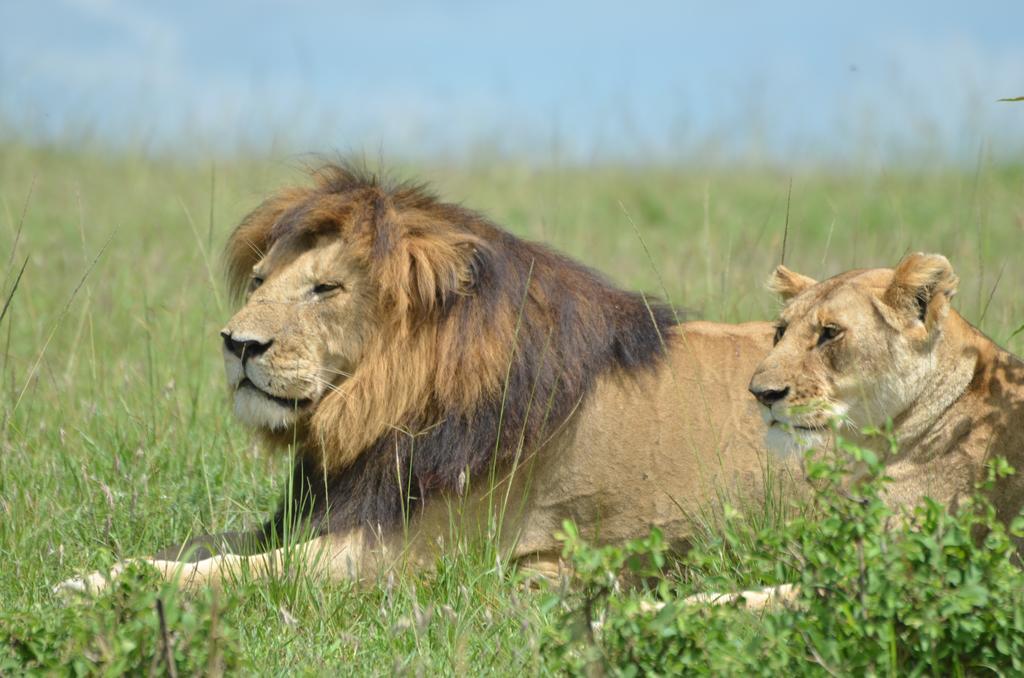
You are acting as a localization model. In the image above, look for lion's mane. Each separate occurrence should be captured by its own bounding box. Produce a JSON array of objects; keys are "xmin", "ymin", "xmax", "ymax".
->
[{"xmin": 225, "ymin": 165, "xmax": 676, "ymax": 535}]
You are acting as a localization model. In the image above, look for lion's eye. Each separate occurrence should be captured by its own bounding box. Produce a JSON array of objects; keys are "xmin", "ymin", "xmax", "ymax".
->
[
  {"xmin": 249, "ymin": 276, "xmax": 264, "ymax": 292},
  {"xmin": 313, "ymin": 282, "xmax": 344, "ymax": 296},
  {"xmin": 773, "ymin": 324, "xmax": 786, "ymax": 346},
  {"xmin": 817, "ymin": 325, "xmax": 842, "ymax": 347}
]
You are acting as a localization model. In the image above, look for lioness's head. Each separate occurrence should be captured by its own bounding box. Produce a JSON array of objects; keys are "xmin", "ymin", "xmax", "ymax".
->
[
  {"xmin": 749, "ymin": 253, "xmax": 959, "ymax": 445},
  {"xmin": 221, "ymin": 166, "xmax": 486, "ymax": 461}
]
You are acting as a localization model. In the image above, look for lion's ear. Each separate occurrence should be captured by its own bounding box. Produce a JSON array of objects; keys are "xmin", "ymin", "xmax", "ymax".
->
[
  {"xmin": 225, "ymin": 188, "xmax": 310, "ymax": 302},
  {"xmin": 767, "ymin": 265, "xmax": 817, "ymax": 301},
  {"xmin": 882, "ymin": 252, "xmax": 959, "ymax": 328},
  {"xmin": 384, "ymin": 231, "xmax": 485, "ymax": 318}
]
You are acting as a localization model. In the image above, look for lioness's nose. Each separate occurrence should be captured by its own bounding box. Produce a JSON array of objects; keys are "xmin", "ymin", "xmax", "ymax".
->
[
  {"xmin": 221, "ymin": 330, "xmax": 273, "ymax": 362},
  {"xmin": 749, "ymin": 383, "xmax": 790, "ymax": 407}
]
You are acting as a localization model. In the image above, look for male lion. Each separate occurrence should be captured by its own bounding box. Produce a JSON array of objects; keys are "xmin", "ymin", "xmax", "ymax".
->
[
  {"xmin": 691, "ymin": 252, "xmax": 1024, "ymax": 608},
  {"xmin": 61, "ymin": 166, "xmax": 792, "ymax": 594}
]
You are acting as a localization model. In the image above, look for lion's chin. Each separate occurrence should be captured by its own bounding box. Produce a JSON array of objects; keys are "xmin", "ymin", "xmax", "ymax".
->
[{"xmin": 232, "ymin": 385, "xmax": 307, "ymax": 431}]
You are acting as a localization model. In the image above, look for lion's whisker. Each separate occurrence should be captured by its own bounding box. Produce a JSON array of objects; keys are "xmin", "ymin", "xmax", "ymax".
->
[{"xmin": 301, "ymin": 375, "xmax": 353, "ymax": 401}]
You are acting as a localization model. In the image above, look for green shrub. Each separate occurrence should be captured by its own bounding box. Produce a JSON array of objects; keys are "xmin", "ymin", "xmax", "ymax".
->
[
  {"xmin": 1, "ymin": 563, "xmax": 240, "ymax": 675},
  {"xmin": 542, "ymin": 433, "xmax": 1024, "ymax": 676}
]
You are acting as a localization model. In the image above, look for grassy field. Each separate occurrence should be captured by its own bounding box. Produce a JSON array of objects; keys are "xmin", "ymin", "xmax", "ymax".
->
[{"xmin": 1, "ymin": 141, "xmax": 1023, "ymax": 673}]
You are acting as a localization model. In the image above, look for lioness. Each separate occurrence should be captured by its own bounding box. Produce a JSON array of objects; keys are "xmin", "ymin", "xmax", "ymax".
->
[
  {"xmin": 60, "ymin": 166, "xmax": 792, "ymax": 594},
  {"xmin": 690, "ymin": 253, "xmax": 1024, "ymax": 608},
  {"xmin": 753, "ymin": 253, "xmax": 1024, "ymax": 523}
]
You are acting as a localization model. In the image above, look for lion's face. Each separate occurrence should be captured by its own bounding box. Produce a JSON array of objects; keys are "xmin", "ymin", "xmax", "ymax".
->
[
  {"xmin": 221, "ymin": 236, "xmax": 377, "ymax": 431},
  {"xmin": 749, "ymin": 253, "xmax": 959, "ymax": 447}
]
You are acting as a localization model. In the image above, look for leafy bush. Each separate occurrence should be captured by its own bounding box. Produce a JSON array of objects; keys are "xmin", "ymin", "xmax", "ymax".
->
[
  {"xmin": 1, "ymin": 563, "xmax": 240, "ymax": 675},
  {"xmin": 542, "ymin": 434, "xmax": 1024, "ymax": 675}
]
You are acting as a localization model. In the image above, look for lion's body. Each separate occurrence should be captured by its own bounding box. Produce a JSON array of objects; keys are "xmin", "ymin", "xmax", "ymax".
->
[
  {"xmin": 83, "ymin": 320, "xmax": 789, "ymax": 589},
  {"xmin": 400, "ymin": 320, "xmax": 787, "ymax": 576},
  {"xmin": 59, "ymin": 167, "xmax": 794, "ymax": 593}
]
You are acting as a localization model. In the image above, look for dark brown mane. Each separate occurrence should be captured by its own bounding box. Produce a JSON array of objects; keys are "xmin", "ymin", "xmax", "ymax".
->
[{"xmin": 225, "ymin": 163, "xmax": 677, "ymax": 538}]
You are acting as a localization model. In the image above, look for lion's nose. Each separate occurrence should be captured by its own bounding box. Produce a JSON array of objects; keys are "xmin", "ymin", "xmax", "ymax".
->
[
  {"xmin": 749, "ymin": 384, "xmax": 790, "ymax": 407},
  {"xmin": 221, "ymin": 330, "xmax": 273, "ymax": 362}
]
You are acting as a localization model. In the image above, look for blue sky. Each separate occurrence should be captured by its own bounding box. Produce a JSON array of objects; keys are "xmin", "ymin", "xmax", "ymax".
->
[{"xmin": 2, "ymin": 1, "xmax": 1022, "ymax": 161}]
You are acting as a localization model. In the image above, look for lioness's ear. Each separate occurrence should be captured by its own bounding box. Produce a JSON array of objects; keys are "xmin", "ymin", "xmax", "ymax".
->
[
  {"xmin": 767, "ymin": 265, "xmax": 817, "ymax": 301},
  {"xmin": 882, "ymin": 252, "xmax": 958, "ymax": 328}
]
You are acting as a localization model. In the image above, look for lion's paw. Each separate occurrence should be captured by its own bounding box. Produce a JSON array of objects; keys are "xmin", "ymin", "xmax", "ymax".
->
[
  {"xmin": 53, "ymin": 563, "xmax": 127, "ymax": 599},
  {"xmin": 54, "ymin": 571, "xmax": 108, "ymax": 598}
]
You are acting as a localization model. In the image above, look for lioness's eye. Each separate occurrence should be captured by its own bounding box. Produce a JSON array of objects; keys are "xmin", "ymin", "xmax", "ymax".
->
[
  {"xmin": 817, "ymin": 325, "xmax": 842, "ymax": 347},
  {"xmin": 313, "ymin": 282, "xmax": 344, "ymax": 296},
  {"xmin": 773, "ymin": 324, "xmax": 786, "ymax": 345},
  {"xmin": 249, "ymin": 276, "xmax": 264, "ymax": 292}
]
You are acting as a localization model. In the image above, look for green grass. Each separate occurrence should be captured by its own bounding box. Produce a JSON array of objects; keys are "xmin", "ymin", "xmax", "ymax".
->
[{"xmin": 1, "ymin": 140, "xmax": 1023, "ymax": 673}]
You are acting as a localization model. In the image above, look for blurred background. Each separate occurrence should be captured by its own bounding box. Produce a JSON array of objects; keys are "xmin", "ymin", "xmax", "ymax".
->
[{"xmin": 2, "ymin": 0, "xmax": 1022, "ymax": 165}]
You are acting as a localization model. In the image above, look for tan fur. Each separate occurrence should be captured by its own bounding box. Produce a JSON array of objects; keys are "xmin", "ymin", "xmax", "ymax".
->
[{"xmin": 327, "ymin": 321, "xmax": 796, "ymax": 582}]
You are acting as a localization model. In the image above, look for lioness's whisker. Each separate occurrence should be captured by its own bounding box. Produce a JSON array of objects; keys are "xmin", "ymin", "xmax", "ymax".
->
[{"xmin": 317, "ymin": 366, "xmax": 353, "ymax": 378}]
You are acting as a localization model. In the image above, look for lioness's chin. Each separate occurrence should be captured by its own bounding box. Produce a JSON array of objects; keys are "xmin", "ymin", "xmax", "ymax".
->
[
  {"xmin": 232, "ymin": 387, "xmax": 304, "ymax": 430},
  {"xmin": 765, "ymin": 424, "xmax": 830, "ymax": 457}
]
